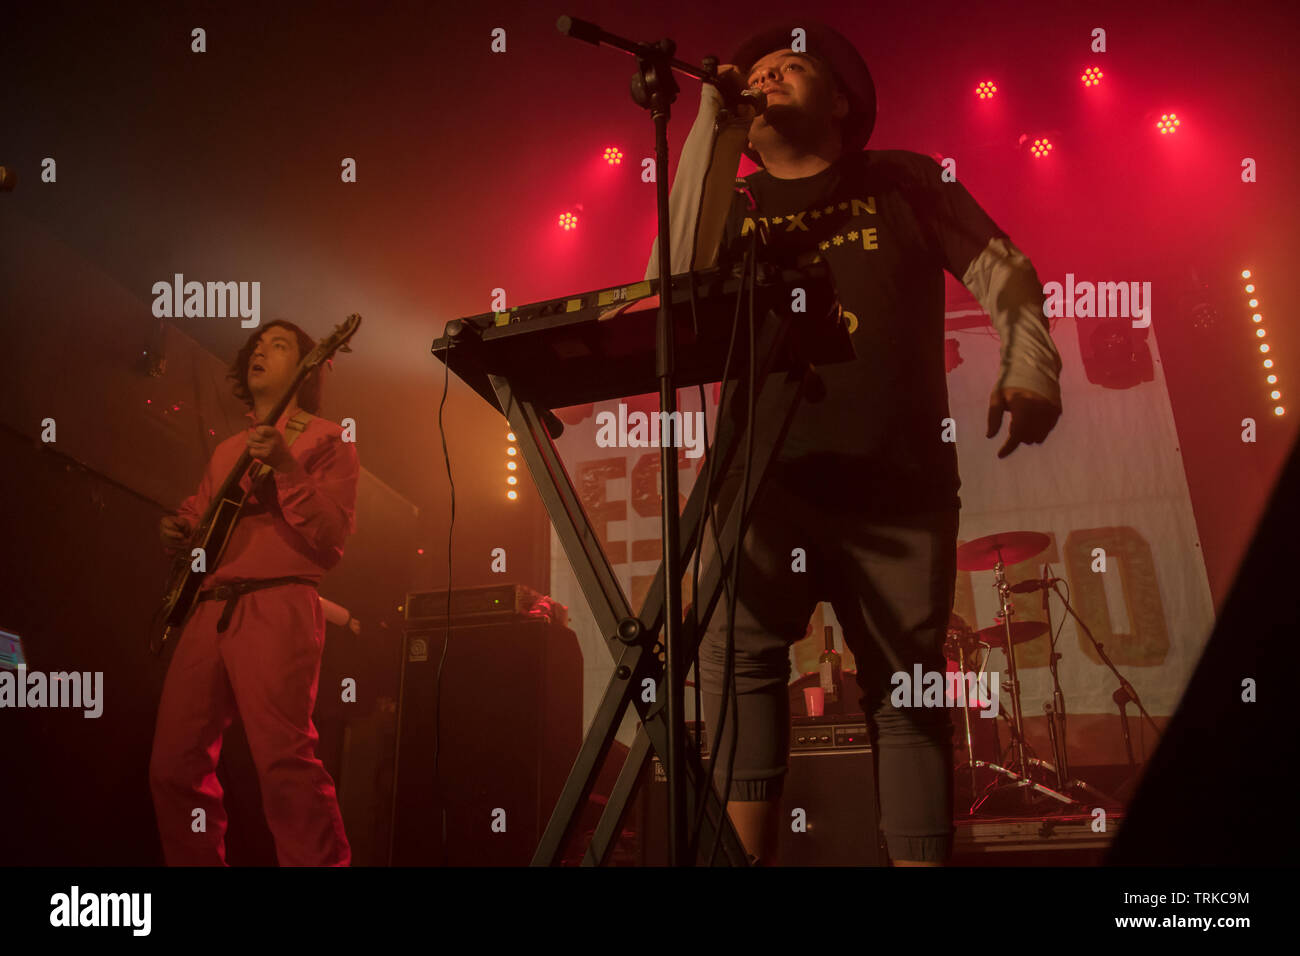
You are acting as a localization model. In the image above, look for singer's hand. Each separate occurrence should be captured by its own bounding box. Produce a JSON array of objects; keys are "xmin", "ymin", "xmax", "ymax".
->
[
  {"xmin": 986, "ymin": 386, "xmax": 1060, "ymax": 458},
  {"xmin": 713, "ymin": 64, "xmax": 758, "ymax": 123}
]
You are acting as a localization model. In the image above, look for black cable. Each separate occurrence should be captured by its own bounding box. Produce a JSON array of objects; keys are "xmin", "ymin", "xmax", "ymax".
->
[
  {"xmin": 679, "ymin": 117, "xmax": 749, "ymax": 859},
  {"xmin": 433, "ymin": 337, "xmax": 456, "ymax": 867},
  {"xmin": 689, "ymin": 228, "xmax": 754, "ymax": 860},
  {"xmin": 682, "ymin": 125, "xmax": 713, "ymax": 861},
  {"xmin": 710, "ymin": 227, "xmax": 759, "ymax": 866}
]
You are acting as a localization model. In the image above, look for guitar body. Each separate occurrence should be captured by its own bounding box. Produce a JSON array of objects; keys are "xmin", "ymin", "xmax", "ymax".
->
[
  {"xmin": 149, "ymin": 488, "xmax": 248, "ymax": 655},
  {"xmin": 148, "ymin": 313, "xmax": 362, "ymax": 656}
]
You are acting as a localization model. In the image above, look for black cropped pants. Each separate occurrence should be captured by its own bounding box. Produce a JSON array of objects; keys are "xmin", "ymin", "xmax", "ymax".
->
[{"xmin": 696, "ymin": 467, "xmax": 959, "ymax": 863}]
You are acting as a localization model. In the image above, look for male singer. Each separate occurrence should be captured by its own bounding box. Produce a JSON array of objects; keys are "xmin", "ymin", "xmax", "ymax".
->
[{"xmin": 646, "ymin": 22, "xmax": 1062, "ymax": 864}]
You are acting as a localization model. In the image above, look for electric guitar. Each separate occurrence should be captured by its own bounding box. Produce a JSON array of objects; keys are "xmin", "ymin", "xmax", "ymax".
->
[{"xmin": 149, "ymin": 314, "xmax": 362, "ymax": 654}]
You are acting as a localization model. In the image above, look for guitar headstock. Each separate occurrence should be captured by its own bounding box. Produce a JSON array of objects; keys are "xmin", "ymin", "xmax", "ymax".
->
[{"xmin": 304, "ymin": 314, "xmax": 362, "ymax": 369}]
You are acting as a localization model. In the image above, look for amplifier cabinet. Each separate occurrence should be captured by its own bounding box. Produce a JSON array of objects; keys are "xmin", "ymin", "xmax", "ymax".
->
[
  {"xmin": 637, "ymin": 716, "xmax": 886, "ymax": 866},
  {"xmin": 389, "ymin": 617, "xmax": 582, "ymax": 866}
]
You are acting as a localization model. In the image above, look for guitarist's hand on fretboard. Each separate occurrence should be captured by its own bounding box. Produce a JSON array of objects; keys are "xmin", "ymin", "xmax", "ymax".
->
[
  {"xmin": 160, "ymin": 515, "xmax": 193, "ymax": 547},
  {"xmin": 247, "ymin": 425, "xmax": 300, "ymax": 475}
]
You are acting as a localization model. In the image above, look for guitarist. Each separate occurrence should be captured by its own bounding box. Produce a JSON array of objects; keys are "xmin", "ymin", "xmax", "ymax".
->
[{"xmin": 151, "ymin": 320, "xmax": 358, "ymax": 866}]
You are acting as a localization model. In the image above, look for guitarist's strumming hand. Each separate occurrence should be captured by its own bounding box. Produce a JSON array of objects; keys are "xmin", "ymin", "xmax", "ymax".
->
[{"xmin": 247, "ymin": 425, "xmax": 301, "ymax": 475}]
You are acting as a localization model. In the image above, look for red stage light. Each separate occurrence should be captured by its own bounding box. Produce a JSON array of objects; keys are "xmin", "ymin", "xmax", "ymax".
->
[
  {"xmin": 1030, "ymin": 138, "xmax": 1054, "ymax": 158},
  {"xmin": 558, "ymin": 211, "xmax": 578, "ymax": 231},
  {"xmin": 603, "ymin": 146, "xmax": 623, "ymax": 165},
  {"xmin": 1156, "ymin": 113, "xmax": 1180, "ymax": 134},
  {"xmin": 975, "ymin": 80, "xmax": 998, "ymax": 100},
  {"xmin": 1081, "ymin": 66, "xmax": 1104, "ymax": 87}
]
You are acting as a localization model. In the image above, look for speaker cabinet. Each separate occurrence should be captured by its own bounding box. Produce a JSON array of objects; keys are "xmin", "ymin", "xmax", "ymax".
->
[
  {"xmin": 389, "ymin": 617, "xmax": 582, "ymax": 865},
  {"xmin": 637, "ymin": 717, "xmax": 886, "ymax": 866}
]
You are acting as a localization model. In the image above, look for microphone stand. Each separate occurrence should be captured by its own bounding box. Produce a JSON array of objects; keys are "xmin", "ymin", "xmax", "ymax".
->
[
  {"xmin": 557, "ymin": 14, "xmax": 727, "ymax": 867},
  {"xmin": 1041, "ymin": 564, "xmax": 1069, "ymax": 789},
  {"xmin": 1048, "ymin": 579, "xmax": 1158, "ymax": 805}
]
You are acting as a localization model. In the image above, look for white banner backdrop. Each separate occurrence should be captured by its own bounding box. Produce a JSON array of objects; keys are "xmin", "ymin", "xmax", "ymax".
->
[{"xmin": 546, "ymin": 300, "xmax": 1216, "ymax": 765}]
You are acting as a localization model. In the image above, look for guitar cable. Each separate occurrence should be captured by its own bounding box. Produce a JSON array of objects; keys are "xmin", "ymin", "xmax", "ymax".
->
[{"xmin": 434, "ymin": 332, "xmax": 456, "ymax": 867}]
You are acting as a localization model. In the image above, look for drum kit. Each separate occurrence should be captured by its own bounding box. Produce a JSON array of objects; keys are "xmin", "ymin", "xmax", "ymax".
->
[{"xmin": 948, "ymin": 530, "xmax": 1118, "ymax": 815}]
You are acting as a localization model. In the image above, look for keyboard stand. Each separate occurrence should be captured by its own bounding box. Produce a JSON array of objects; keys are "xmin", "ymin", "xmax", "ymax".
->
[{"xmin": 435, "ymin": 272, "xmax": 846, "ymax": 865}]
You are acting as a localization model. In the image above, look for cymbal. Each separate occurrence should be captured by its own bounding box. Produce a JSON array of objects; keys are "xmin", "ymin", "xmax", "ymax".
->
[
  {"xmin": 975, "ymin": 620, "xmax": 1048, "ymax": 648},
  {"xmin": 955, "ymin": 531, "xmax": 1051, "ymax": 571}
]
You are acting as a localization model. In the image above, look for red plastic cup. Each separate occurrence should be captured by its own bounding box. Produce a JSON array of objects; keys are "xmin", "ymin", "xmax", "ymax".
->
[{"xmin": 803, "ymin": 686, "xmax": 825, "ymax": 717}]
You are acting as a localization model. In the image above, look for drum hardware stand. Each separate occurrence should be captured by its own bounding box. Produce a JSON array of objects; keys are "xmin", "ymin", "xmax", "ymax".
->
[
  {"xmin": 949, "ymin": 635, "xmax": 985, "ymax": 802},
  {"xmin": 968, "ymin": 550, "xmax": 1076, "ymax": 812}
]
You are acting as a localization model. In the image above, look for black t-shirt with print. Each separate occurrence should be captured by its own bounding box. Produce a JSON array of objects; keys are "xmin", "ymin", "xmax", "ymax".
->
[{"xmin": 717, "ymin": 149, "xmax": 1007, "ymax": 513}]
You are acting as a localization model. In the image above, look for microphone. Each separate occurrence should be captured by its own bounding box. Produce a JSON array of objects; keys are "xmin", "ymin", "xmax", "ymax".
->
[
  {"xmin": 708, "ymin": 79, "xmax": 765, "ymax": 116},
  {"xmin": 740, "ymin": 88, "xmax": 767, "ymax": 114},
  {"xmin": 1041, "ymin": 563, "xmax": 1050, "ymax": 615},
  {"xmin": 1008, "ymin": 576, "xmax": 1063, "ymax": 595}
]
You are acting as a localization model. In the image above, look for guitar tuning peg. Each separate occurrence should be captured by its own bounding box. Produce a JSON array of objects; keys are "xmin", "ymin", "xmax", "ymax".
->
[{"xmin": 339, "ymin": 344, "xmax": 352, "ymax": 352}]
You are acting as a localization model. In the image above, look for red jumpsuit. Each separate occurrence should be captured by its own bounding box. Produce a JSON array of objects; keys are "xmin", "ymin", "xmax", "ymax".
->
[{"xmin": 149, "ymin": 409, "xmax": 359, "ymax": 866}]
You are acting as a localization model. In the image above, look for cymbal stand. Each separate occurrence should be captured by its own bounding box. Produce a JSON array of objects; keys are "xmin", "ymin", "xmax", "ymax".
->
[
  {"xmin": 950, "ymin": 636, "xmax": 982, "ymax": 802},
  {"xmin": 970, "ymin": 549, "xmax": 1075, "ymax": 812}
]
